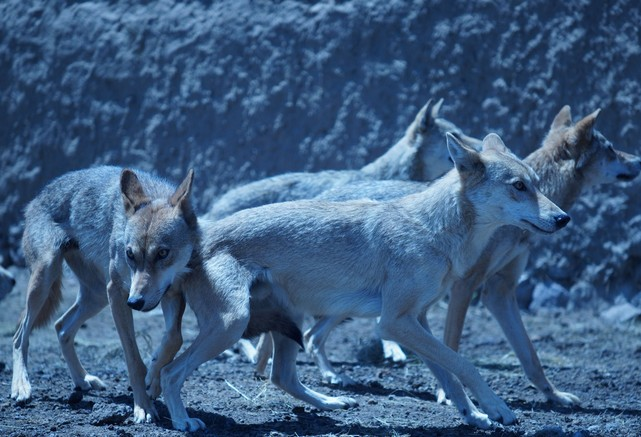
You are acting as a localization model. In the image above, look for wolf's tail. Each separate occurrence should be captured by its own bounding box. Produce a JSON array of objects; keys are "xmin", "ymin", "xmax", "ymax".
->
[{"xmin": 31, "ymin": 276, "xmax": 63, "ymax": 329}]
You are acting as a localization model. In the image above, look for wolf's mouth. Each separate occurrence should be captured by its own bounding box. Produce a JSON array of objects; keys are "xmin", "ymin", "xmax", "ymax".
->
[
  {"xmin": 140, "ymin": 284, "xmax": 172, "ymax": 313},
  {"xmin": 521, "ymin": 219, "xmax": 554, "ymax": 234}
]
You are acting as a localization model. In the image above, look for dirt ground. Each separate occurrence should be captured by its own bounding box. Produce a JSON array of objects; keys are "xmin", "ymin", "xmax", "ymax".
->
[{"xmin": 1, "ymin": 266, "xmax": 640, "ymax": 437}]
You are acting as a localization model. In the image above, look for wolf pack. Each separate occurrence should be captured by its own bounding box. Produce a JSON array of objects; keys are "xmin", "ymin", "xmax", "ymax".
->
[{"xmin": 7, "ymin": 100, "xmax": 641, "ymax": 431}]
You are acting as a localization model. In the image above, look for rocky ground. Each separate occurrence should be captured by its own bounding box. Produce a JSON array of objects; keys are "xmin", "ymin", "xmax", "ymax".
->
[{"xmin": 1, "ymin": 268, "xmax": 640, "ymax": 436}]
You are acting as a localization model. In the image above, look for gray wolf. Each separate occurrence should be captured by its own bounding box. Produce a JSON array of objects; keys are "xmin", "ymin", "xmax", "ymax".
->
[
  {"xmin": 12, "ymin": 165, "xmax": 300, "ymax": 427},
  {"xmin": 439, "ymin": 106, "xmax": 641, "ymax": 406},
  {"xmin": 205, "ymin": 98, "xmax": 481, "ymax": 221},
  {"xmin": 0, "ymin": 265, "xmax": 16, "ymax": 301},
  {"xmin": 12, "ymin": 168, "xmax": 199, "ymax": 423},
  {"xmin": 210, "ymin": 98, "xmax": 481, "ymax": 365},
  {"xmin": 142, "ymin": 133, "xmax": 569, "ymax": 430},
  {"xmin": 302, "ymin": 106, "xmax": 641, "ymax": 401}
]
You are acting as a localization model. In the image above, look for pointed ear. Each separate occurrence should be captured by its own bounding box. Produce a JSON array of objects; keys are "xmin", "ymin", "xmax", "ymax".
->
[
  {"xmin": 431, "ymin": 98, "xmax": 444, "ymax": 119},
  {"xmin": 446, "ymin": 132, "xmax": 483, "ymax": 176},
  {"xmin": 170, "ymin": 169, "xmax": 197, "ymax": 228},
  {"xmin": 573, "ymin": 108, "xmax": 600, "ymax": 143},
  {"xmin": 121, "ymin": 169, "xmax": 150, "ymax": 217},
  {"xmin": 415, "ymin": 99, "xmax": 434, "ymax": 133},
  {"xmin": 481, "ymin": 133, "xmax": 510, "ymax": 154},
  {"xmin": 551, "ymin": 105, "xmax": 573, "ymax": 130}
]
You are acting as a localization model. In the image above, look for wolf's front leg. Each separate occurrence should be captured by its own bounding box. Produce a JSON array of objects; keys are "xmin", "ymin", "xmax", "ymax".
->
[
  {"xmin": 437, "ymin": 277, "xmax": 478, "ymax": 404},
  {"xmin": 379, "ymin": 312, "xmax": 516, "ymax": 428},
  {"xmin": 145, "ymin": 290, "xmax": 186, "ymax": 399},
  {"xmin": 481, "ymin": 267, "xmax": 580, "ymax": 406},
  {"xmin": 106, "ymin": 279, "xmax": 158, "ymax": 423},
  {"xmin": 161, "ymin": 313, "xmax": 249, "ymax": 431}
]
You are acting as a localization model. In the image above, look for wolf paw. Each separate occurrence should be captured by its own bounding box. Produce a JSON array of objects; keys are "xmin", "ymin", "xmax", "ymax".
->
[
  {"xmin": 173, "ymin": 417, "xmax": 206, "ymax": 432},
  {"xmin": 133, "ymin": 402, "xmax": 158, "ymax": 424},
  {"xmin": 11, "ymin": 378, "xmax": 32, "ymax": 403},
  {"xmin": 78, "ymin": 374, "xmax": 107, "ymax": 391},
  {"xmin": 463, "ymin": 409, "xmax": 493, "ymax": 429},
  {"xmin": 548, "ymin": 389, "xmax": 580, "ymax": 406},
  {"xmin": 325, "ymin": 395, "xmax": 358, "ymax": 409},
  {"xmin": 382, "ymin": 339, "xmax": 407, "ymax": 363},
  {"xmin": 322, "ymin": 371, "xmax": 357, "ymax": 387},
  {"xmin": 435, "ymin": 387, "xmax": 452, "ymax": 406},
  {"xmin": 481, "ymin": 398, "xmax": 517, "ymax": 426}
]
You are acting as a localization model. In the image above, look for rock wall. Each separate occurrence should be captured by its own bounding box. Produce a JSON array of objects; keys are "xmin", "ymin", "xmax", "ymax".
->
[{"xmin": 1, "ymin": 0, "xmax": 640, "ymax": 303}]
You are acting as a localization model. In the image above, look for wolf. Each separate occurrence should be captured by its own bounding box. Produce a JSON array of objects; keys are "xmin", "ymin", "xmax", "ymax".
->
[
  {"xmin": 11, "ymin": 166, "xmax": 194, "ymax": 422},
  {"xmin": 205, "ymin": 98, "xmax": 481, "ymax": 221},
  {"xmin": 10, "ymin": 166, "xmax": 300, "ymax": 425},
  {"xmin": 211, "ymin": 98, "xmax": 481, "ymax": 365},
  {"xmin": 301, "ymin": 106, "xmax": 641, "ymax": 400},
  {"xmin": 139, "ymin": 133, "xmax": 570, "ymax": 431},
  {"xmin": 0, "ymin": 265, "xmax": 16, "ymax": 301},
  {"xmin": 438, "ymin": 106, "xmax": 641, "ymax": 406}
]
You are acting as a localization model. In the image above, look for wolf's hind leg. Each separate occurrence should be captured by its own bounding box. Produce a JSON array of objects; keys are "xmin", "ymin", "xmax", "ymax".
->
[
  {"xmin": 55, "ymin": 281, "xmax": 109, "ymax": 391},
  {"xmin": 12, "ymin": 254, "xmax": 64, "ymax": 402},
  {"xmin": 58, "ymin": 251, "xmax": 110, "ymax": 391},
  {"xmin": 270, "ymin": 331, "xmax": 358, "ymax": 410},
  {"xmin": 253, "ymin": 333, "xmax": 273, "ymax": 377},
  {"xmin": 304, "ymin": 315, "xmax": 356, "ymax": 386}
]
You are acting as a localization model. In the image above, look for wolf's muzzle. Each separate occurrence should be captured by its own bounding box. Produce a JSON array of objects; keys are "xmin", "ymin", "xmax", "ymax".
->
[
  {"xmin": 127, "ymin": 296, "xmax": 145, "ymax": 311},
  {"xmin": 554, "ymin": 214, "xmax": 571, "ymax": 230}
]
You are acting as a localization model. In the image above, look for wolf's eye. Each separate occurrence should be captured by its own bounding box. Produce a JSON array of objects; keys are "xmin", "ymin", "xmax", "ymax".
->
[
  {"xmin": 157, "ymin": 249, "xmax": 169, "ymax": 260},
  {"xmin": 512, "ymin": 181, "xmax": 526, "ymax": 191},
  {"xmin": 125, "ymin": 248, "xmax": 135, "ymax": 260}
]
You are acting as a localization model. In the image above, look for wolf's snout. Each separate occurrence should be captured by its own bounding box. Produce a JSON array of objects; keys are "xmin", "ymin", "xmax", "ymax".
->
[
  {"xmin": 127, "ymin": 296, "xmax": 145, "ymax": 311},
  {"xmin": 554, "ymin": 214, "xmax": 571, "ymax": 229}
]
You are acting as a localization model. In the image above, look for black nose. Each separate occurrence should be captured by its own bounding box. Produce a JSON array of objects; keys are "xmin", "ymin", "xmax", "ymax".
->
[
  {"xmin": 555, "ymin": 214, "xmax": 571, "ymax": 229},
  {"xmin": 127, "ymin": 296, "xmax": 145, "ymax": 311},
  {"xmin": 10, "ymin": 277, "xmax": 16, "ymax": 287}
]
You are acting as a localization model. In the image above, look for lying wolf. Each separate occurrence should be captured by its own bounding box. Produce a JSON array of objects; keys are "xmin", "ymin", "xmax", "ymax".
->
[{"xmin": 137, "ymin": 133, "xmax": 569, "ymax": 431}]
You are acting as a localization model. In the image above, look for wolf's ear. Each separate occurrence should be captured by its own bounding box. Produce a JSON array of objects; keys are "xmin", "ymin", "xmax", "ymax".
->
[
  {"xmin": 415, "ymin": 99, "xmax": 434, "ymax": 133},
  {"xmin": 446, "ymin": 132, "xmax": 483, "ymax": 176},
  {"xmin": 121, "ymin": 169, "xmax": 150, "ymax": 217},
  {"xmin": 431, "ymin": 98, "xmax": 444, "ymax": 119},
  {"xmin": 170, "ymin": 169, "xmax": 197, "ymax": 228},
  {"xmin": 480, "ymin": 133, "xmax": 511, "ymax": 155},
  {"xmin": 573, "ymin": 108, "xmax": 600, "ymax": 143},
  {"xmin": 551, "ymin": 105, "xmax": 572, "ymax": 130}
]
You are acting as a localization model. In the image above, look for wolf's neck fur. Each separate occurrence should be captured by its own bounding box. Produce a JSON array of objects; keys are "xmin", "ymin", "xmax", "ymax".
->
[
  {"xmin": 526, "ymin": 132, "xmax": 585, "ymax": 211},
  {"xmin": 400, "ymin": 171, "xmax": 496, "ymax": 276},
  {"xmin": 361, "ymin": 130, "xmax": 422, "ymax": 181}
]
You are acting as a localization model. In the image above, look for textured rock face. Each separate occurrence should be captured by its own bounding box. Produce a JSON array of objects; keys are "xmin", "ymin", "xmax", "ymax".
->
[{"xmin": 1, "ymin": 0, "xmax": 640, "ymax": 302}]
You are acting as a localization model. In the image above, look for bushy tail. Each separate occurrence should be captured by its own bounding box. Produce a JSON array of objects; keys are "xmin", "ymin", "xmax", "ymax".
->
[{"xmin": 31, "ymin": 276, "xmax": 63, "ymax": 329}]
